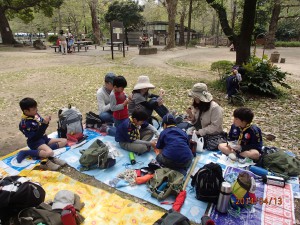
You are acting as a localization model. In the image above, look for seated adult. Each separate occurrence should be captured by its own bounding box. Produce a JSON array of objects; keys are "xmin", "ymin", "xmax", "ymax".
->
[
  {"xmin": 115, "ymin": 109, "xmax": 159, "ymax": 155},
  {"xmin": 96, "ymin": 72, "xmax": 116, "ymax": 124},
  {"xmin": 128, "ymin": 75, "xmax": 169, "ymax": 124},
  {"xmin": 151, "ymin": 114, "xmax": 193, "ymax": 174},
  {"xmin": 185, "ymin": 83, "xmax": 224, "ymax": 147}
]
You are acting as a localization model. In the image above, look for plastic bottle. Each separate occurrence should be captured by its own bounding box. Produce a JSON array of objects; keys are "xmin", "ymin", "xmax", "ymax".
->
[
  {"xmin": 129, "ymin": 152, "xmax": 136, "ymax": 165},
  {"xmin": 157, "ymin": 181, "xmax": 168, "ymax": 193},
  {"xmin": 262, "ymin": 175, "xmax": 285, "ymax": 188},
  {"xmin": 249, "ymin": 165, "xmax": 273, "ymax": 176},
  {"xmin": 216, "ymin": 182, "xmax": 232, "ymax": 213},
  {"xmin": 201, "ymin": 215, "xmax": 215, "ymax": 225}
]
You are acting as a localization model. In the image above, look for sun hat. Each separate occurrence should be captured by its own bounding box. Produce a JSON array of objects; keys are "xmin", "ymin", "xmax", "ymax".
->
[
  {"xmin": 133, "ymin": 75, "xmax": 155, "ymax": 90},
  {"xmin": 104, "ymin": 72, "xmax": 116, "ymax": 83},
  {"xmin": 52, "ymin": 190, "xmax": 75, "ymax": 210},
  {"xmin": 162, "ymin": 114, "xmax": 176, "ymax": 126},
  {"xmin": 188, "ymin": 83, "xmax": 213, "ymax": 102}
]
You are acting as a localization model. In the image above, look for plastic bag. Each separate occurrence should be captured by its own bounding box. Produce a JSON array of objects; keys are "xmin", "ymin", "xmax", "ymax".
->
[{"xmin": 192, "ymin": 131, "xmax": 204, "ymax": 153}]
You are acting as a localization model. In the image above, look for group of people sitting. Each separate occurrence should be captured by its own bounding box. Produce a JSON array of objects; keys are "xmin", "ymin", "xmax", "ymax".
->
[{"xmin": 16, "ymin": 72, "xmax": 263, "ymax": 173}]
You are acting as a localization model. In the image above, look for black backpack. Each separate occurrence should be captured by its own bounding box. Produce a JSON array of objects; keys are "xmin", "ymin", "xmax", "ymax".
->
[
  {"xmin": 153, "ymin": 209, "xmax": 190, "ymax": 225},
  {"xmin": 85, "ymin": 111, "xmax": 103, "ymax": 128},
  {"xmin": 0, "ymin": 176, "xmax": 46, "ymax": 221},
  {"xmin": 191, "ymin": 162, "xmax": 224, "ymax": 203}
]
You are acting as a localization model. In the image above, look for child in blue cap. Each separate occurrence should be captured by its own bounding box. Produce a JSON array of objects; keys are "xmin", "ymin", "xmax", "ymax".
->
[{"xmin": 152, "ymin": 114, "xmax": 193, "ymax": 174}]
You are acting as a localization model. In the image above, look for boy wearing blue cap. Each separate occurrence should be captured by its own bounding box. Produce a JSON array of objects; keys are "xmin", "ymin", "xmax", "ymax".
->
[
  {"xmin": 97, "ymin": 72, "xmax": 116, "ymax": 124},
  {"xmin": 152, "ymin": 114, "xmax": 193, "ymax": 173}
]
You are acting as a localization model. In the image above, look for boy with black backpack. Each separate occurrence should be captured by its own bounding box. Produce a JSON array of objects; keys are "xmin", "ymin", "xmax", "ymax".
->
[{"xmin": 17, "ymin": 98, "xmax": 67, "ymax": 170}]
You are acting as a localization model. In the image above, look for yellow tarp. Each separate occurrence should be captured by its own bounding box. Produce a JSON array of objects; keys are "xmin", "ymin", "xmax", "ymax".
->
[{"xmin": 19, "ymin": 170, "xmax": 164, "ymax": 225}]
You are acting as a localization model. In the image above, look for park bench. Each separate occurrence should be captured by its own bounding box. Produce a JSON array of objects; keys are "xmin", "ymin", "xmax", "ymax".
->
[
  {"xmin": 102, "ymin": 43, "xmax": 128, "ymax": 51},
  {"xmin": 50, "ymin": 45, "xmax": 60, "ymax": 52}
]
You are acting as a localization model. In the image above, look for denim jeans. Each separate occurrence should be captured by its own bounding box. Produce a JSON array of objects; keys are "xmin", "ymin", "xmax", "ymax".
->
[{"xmin": 99, "ymin": 111, "xmax": 114, "ymax": 124}]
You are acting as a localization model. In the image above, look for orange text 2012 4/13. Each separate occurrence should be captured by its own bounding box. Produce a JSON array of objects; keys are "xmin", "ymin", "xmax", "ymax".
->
[{"xmin": 236, "ymin": 197, "xmax": 283, "ymax": 205}]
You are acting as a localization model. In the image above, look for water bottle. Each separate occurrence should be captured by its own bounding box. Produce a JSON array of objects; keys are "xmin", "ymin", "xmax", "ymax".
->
[
  {"xmin": 216, "ymin": 182, "xmax": 232, "ymax": 213},
  {"xmin": 129, "ymin": 152, "xmax": 136, "ymax": 165},
  {"xmin": 262, "ymin": 175, "xmax": 285, "ymax": 188},
  {"xmin": 201, "ymin": 215, "xmax": 215, "ymax": 225},
  {"xmin": 249, "ymin": 165, "xmax": 273, "ymax": 176}
]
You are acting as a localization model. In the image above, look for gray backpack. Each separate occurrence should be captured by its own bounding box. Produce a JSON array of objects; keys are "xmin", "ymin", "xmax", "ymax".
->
[
  {"xmin": 147, "ymin": 168, "xmax": 184, "ymax": 201},
  {"xmin": 57, "ymin": 105, "xmax": 83, "ymax": 138},
  {"xmin": 79, "ymin": 139, "xmax": 115, "ymax": 171}
]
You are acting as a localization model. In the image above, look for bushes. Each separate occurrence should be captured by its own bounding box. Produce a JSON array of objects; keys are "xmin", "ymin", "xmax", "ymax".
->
[
  {"xmin": 275, "ymin": 41, "xmax": 300, "ymax": 47},
  {"xmin": 210, "ymin": 60, "xmax": 234, "ymax": 80},
  {"xmin": 210, "ymin": 56, "xmax": 291, "ymax": 98},
  {"xmin": 241, "ymin": 56, "xmax": 291, "ymax": 97},
  {"xmin": 48, "ymin": 35, "xmax": 58, "ymax": 45}
]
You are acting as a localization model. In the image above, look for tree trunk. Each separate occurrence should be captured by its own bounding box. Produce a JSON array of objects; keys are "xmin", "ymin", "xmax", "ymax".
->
[
  {"xmin": 265, "ymin": 0, "xmax": 281, "ymax": 49},
  {"xmin": 0, "ymin": 8, "xmax": 17, "ymax": 44},
  {"xmin": 210, "ymin": 13, "xmax": 215, "ymax": 36},
  {"xmin": 179, "ymin": 4, "xmax": 187, "ymax": 46},
  {"xmin": 186, "ymin": 0, "xmax": 193, "ymax": 44},
  {"xmin": 165, "ymin": 0, "xmax": 178, "ymax": 49},
  {"xmin": 88, "ymin": 0, "xmax": 101, "ymax": 45},
  {"xmin": 231, "ymin": 0, "xmax": 237, "ymax": 30},
  {"xmin": 206, "ymin": 0, "xmax": 257, "ymax": 65},
  {"xmin": 235, "ymin": 0, "xmax": 257, "ymax": 65}
]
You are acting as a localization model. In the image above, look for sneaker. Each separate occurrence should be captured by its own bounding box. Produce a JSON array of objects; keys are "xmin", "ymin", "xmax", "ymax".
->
[
  {"xmin": 40, "ymin": 159, "xmax": 61, "ymax": 171},
  {"xmin": 238, "ymin": 157, "xmax": 252, "ymax": 164},
  {"xmin": 50, "ymin": 157, "xmax": 67, "ymax": 166}
]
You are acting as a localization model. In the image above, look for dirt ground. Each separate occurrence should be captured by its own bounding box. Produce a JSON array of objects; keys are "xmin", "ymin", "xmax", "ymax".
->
[{"xmin": 0, "ymin": 45, "xmax": 299, "ymax": 224}]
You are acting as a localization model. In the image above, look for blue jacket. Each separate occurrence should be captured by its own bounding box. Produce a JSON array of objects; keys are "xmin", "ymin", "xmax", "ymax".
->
[
  {"xmin": 19, "ymin": 113, "xmax": 48, "ymax": 144},
  {"xmin": 226, "ymin": 75, "xmax": 239, "ymax": 97},
  {"xmin": 156, "ymin": 126, "xmax": 193, "ymax": 163},
  {"xmin": 115, "ymin": 117, "xmax": 149, "ymax": 143},
  {"xmin": 228, "ymin": 124, "xmax": 263, "ymax": 152}
]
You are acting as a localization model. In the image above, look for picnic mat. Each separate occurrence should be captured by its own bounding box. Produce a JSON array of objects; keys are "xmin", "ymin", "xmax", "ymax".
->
[
  {"xmin": 0, "ymin": 129, "xmax": 100, "ymax": 176},
  {"xmin": 18, "ymin": 170, "xmax": 164, "ymax": 225},
  {"xmin": 1, "ymin": 128, "xmax": 299, "ymax": 224},
  {"xmin": 210, "ymin": 166, "xmax": 296, "ymax": 225}
]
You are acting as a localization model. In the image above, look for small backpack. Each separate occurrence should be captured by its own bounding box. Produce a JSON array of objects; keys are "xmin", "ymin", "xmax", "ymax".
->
[
  {"xmin": 57, "ymin": 105, "xmax": 83, "ymax": 138},
  {"xmin": 153, "ymin": 209, "xmax": 190, "ymax": 225},
  {"xmin": 191, "ymin": 162, "xmax": 224, "ymax": 203},
  {"xmin": 147, "ymin": 168, "xmax": 184, "ymax": 201},
  {"xmin": 85, "ymin": 111, "xmax": 103, "ymax": 129},
  {"xmin": 0, "ymin": 176, "xmax": 46, "ymax": 219},
  {"xmin": 79, "ymin": 139, "xmax": 115, "ymax": 171}
]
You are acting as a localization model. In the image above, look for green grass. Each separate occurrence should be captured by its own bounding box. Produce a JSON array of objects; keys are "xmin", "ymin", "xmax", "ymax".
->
[{"xmin": 275, "ymin": 41, "xmax": 300, "ymax": 47}]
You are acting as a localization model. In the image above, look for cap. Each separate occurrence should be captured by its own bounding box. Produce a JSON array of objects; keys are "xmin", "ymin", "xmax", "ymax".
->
[
  {"xmin": 52, "ymin": 190, "xmax": 75, "ymax": 210},
  {"xmin": 104, "ymin": 72, "xmax": 116, "ymax": 84},
  {"xmin": 162, "ymin": 114, "xmax": 176, "ymax": 126}
]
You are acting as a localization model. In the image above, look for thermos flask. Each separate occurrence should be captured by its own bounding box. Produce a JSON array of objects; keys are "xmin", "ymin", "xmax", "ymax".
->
[
  {"xmin": 129, "ymin": 152, "xmax": 136, "ymax": 165},
  {"xmin": 216, "ymin": 182, "xmax": 232, "ymax": 213},
  {"xmin": 249, "ymin": 165, "xmax": 273, "ymax": 176}
]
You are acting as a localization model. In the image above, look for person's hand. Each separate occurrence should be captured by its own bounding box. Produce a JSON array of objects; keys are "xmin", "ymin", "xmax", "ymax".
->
[
  {"xmin": 150, "ymin": 140, "xmax": 157, "ymax": 149},
  {"xmin": 157, "ymin": 97, "xmax": 163, "ymax": 106},
  {"xmin": 123, "ymin": 99, "xmax": 129, "ymax": 106},
  {"xmin": 159, "ymin": 89, "xmax": 165, "ymax": 97},
  {"xmin": 186, "ymin": 107, "xmax": 193, "ymax": 118},
  {"xmin": 231, "ymin": 144, "xmax": 242, "ymax": 153},
  {"xmin": 43, "ymin": 116, "xmax": 51, "ymax": 124},
  {"xmin": 127, "ymin": 94, "xmax": 133, "ymax": 101}
]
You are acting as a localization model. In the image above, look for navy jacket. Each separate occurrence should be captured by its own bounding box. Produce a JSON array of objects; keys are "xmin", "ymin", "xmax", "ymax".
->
[
  {"xmin": 19, "ymin": 113, "xmax": 48, "ymax": 144},
  {"xmin": 226, "ymin": 75, "xmax": 239, "ymax": 97},
  {"xmin": 228, "ymin": 124, "xmax": 263, "ymax": 152},
  {"xmin": 156, "ymin": 126, "xmax": 193, "ymax": 163},
  {"xmin": 115, "ymin": 117, "xmax": 149, "ymax": 143}
]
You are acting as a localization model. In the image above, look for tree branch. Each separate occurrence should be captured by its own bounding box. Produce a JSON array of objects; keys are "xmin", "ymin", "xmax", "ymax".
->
[
  {"xmin": 282, "ymin": 4, "xmax": 300, "ymax": 8},
  {"xmin": 5, "ymin": 0, "xmax": 44, "ymax": 12}
]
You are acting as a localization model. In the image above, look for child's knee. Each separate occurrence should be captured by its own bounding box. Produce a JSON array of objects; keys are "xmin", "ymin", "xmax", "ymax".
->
[{"xmin": 60, "ymin": 138, "xmax": 67, "ymax": 147}]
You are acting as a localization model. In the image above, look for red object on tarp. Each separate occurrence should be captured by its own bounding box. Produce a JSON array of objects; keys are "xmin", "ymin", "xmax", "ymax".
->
[{"xmin": 172, "ymin": 190, "xmax": 187, "ymax": 212}]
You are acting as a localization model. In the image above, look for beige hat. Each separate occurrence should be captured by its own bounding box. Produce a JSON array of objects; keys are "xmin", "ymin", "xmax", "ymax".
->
[
  {"xmin": 189, "ymin": 83, "xmax": 213, "ymax": 102},
  {"xmin": 52, "ymin": 190, "xmax": 75, "ymax": 209},
  {"xmin": 133, "ymin": 75, "xmax": 155, "ymax": 90}
]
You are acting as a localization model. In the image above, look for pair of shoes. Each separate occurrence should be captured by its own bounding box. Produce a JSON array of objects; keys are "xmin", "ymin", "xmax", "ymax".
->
[
  {"xmin": 40, "ymin": 159, "xmax": 61, "ymax": 171},
  {"xmin": 49, "ymin": 157, "xmax": 67, "ymax": 166}
]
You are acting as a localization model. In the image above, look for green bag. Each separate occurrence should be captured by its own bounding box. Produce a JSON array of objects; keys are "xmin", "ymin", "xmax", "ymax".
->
[
  {"xmin": 79, "ymin": 139, "xmax": 114, "ymax": 171},
  {"xmin": 147, "ymin": 168, "xmax": 184, "ymax": 201},
  {"xmin": 263, "ymin": 150, "xmax": 300, "ymax": 177}
]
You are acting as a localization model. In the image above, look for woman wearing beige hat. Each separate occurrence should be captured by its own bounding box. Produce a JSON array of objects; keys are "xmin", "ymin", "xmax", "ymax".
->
[
  {"xmin": 128, "ymin": 75, "xmax": 169, "ymax": 123},
  {"xmin": 185, "ymin": 83, "xmax": 225, "ymax": 150}
]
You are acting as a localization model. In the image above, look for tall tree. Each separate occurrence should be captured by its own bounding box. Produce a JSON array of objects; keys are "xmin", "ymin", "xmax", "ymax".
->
[
  {"xmin": 206, "ymin": 0, "xmax": 257, "ymax": 65},
  {"xmin": 104, "ymin": 0, "xmax": 144, "ymax": 44},
  {"xmin": 178, "ymin": 0, "xmax": 188, "ymax": 46},
  {"xmin": 165, "ymin": 0, "xmax": 179, "ymax": 49},
  {"xmin": 186, "ymin": 0, "xmax": 193, "ymax": 44},
  {"xmin": 87, "ymin": 0, "xmax": 101, "ymax": 44},
  {"xmin": 0, "ymin": 0, "xmax": 63, "ymax": 44}
]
